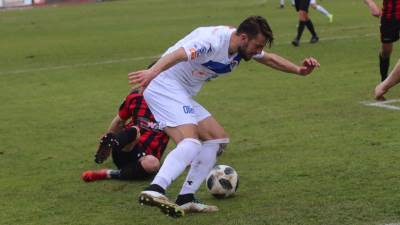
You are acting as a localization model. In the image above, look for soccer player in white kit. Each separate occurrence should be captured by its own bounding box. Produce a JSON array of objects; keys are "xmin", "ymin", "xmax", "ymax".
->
[
  {"xmin": 309, "ymin": 0, "xmax": 333, "ymax": 23},
  {"xmin": 281, "ymin": 0, "xmax": 333, "ymax": 22},
  {"xmin": 129, "ymin": 16, "xmax": 320, "ymax": 217}
]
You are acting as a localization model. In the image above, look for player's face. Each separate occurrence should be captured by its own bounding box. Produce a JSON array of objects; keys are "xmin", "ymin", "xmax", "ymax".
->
[{"xmin": 238, "ymin": 33, "xmax": 267, "ymax": 61}]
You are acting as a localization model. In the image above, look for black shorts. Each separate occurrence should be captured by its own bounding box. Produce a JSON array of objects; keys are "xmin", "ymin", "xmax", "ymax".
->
[
  {"xmin": 294, "ymin": 0, "xmax": 310, "ymax": 12},
  {"xmin": 111, "ymin": 145, "xmax": 152, "ymax": 180},
  {"xmin": 380, "ymin": 18, "xmax": 400, "ymax": 43}
]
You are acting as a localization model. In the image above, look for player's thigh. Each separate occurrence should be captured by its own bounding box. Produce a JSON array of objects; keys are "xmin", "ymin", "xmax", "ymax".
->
[
  {"xmin": 112, "ymin": 145, "xmax": 138, "ymax": 169},
  {"xmin": 189, "ymin": 100, "xmax": 227, "ymax": 140},
  {"xmin": 197, "ymin": 116, "xmax": 228, "ymax": 141},
  {"xmin": 164, "ymin": 124, "xmax": 199, "ymax": 144}
]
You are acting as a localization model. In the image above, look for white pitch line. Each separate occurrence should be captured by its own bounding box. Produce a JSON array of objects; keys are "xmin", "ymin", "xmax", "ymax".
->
[
  {"xmin": 361, "ymin": 99, "xmax": 400, "ymax": 111},
  {"xmin": 319, "ymin": 33, "xmax": 377, "ymax": 42},
  {"xmin": 0, "ymin": 33, "xmax": 376, "ymax": 76},
  {"xmin": 0, "ymin": 55, "xmax": 160, "ymax": 76}
]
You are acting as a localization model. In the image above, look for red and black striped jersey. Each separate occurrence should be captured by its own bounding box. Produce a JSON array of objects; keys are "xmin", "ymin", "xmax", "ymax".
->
[
  {"xmin": 382, "ymin": 0, "xmax": 400, "ymax": 20},
  {"xmin": 118, "ymin": 91, "xmax": 169, "ymax": 160}
]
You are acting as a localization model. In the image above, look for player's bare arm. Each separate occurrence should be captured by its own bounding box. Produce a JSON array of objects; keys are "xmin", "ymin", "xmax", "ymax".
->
[
  {"xmin": 107, "ymin": 115, "xmax": 127, "ymax": 134},
  {"xmin": 128, "ymin": 47, "xmax": 188, "ymax": 87},
  {"xmin": 363, "ymin": 0, "xmax": 381, "ymax": 17},
  {"xmin": 255, "ymin": 52, "xmax": 320, "ymax": 76}
]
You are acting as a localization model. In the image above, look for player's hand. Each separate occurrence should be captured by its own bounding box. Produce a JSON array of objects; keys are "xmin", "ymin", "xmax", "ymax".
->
[
  {"xmin": 298, "ymin": 57, "xmax": 320, "ymax": 76},
  {"xmin": 374, "ymin": 83, "xmax": 388, "ymax": 101},
  {"xmin": 370, "ymin": 6, "xmax": 381, "ymax": 17},
  {"xmin": 128, "ymin": 69, "xmax": 157, "ymax": 88}
]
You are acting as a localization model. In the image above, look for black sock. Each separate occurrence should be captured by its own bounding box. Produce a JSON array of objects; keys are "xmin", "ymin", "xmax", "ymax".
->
[
  {"xmin": 145, "ymin": 184, "xmax": 165, "ymax": 195},
  {"xmin": 379, "ymin": 54, "xmax": 390, "ymax": 81},
  {"xmin": 114, "ymin": 126, "xmax": 138, "ymax": 148},
  {"xmin": 305, "ymin": 20, "xmax": 317, "ymax": 37},
  {"xmin": 175, "ymin": 193, "xmax": 195, "ymax": 205},
  {"xmin": 296, "ymin": 21, "xmax": 306, "ymax": 40},
  {"xmin": 119, "ymin": 163, "xmax": 150, "ymax": 180}
]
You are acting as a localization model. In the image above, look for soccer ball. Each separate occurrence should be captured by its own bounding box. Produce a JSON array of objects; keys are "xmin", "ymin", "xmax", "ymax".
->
[{"xmin": 205, "ymin": 165, "xmax": 239, "ymax": 199}]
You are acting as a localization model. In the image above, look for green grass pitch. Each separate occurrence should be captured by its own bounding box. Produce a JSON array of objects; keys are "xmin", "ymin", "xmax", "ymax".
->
[{"xmin": 1, "ymin": 0, "xmax": 400, "ymax": 224}]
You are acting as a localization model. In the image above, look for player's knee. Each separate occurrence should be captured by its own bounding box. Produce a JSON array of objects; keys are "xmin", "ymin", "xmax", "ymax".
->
[
  {"xmin": 140, "ymin": 155, "xmax": 161, "ymax": 173},
  {"xmin": 179, "ymin": 138, "xmax": 202, "ymax": 150},
  {"xmin": 299, "ymin": 11, "xmax": 308, "ymax": 20}
]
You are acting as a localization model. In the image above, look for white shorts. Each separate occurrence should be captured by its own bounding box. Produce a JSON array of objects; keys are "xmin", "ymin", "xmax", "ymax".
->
[
  {"xmin": 143, "ymin": 78, "xmax": 211, "ymax": 129},
  {"xmin": 310, "ymin": 0, "xmax": 316, "ymax": 4}
]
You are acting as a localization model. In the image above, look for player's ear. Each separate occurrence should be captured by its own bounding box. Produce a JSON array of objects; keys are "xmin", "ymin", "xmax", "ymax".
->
[{"xmin": 239, "ymin": 33, "xmax": 249, "ymax": 43}]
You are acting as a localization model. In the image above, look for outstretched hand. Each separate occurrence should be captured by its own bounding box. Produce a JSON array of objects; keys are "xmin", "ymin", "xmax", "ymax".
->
[
  {"xmin": 128, "ymin": 69, "xmax": 157, "ymax": 88},
  {"xmin": 369, "ymin": 5, "xmax": 381, "ymax": 17},
  {"xmin": 298, "ymin": 57, "xmax": 320, "ymax": 76}
]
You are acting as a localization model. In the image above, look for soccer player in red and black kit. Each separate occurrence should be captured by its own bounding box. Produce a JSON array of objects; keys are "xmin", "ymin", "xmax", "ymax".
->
[
  {"xmin": 292, "ymin": 0, "xmax": 319, "ymax": 46},
  {"xmin": 364, "ymin": 0, "xmax": 400, "ymax": 100},
  {"xmin": 81, "ymin": 88, "xmax": 169, "ymax": 181},
  {"xmin": 365, "ymin": 0, "xmax": 400, "ymax": 81}
]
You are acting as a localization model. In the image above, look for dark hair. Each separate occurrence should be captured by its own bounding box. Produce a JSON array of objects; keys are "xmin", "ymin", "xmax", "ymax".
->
[{"xmin": 237, "ymin": 16, "xmax": 274, "ymax": 47}]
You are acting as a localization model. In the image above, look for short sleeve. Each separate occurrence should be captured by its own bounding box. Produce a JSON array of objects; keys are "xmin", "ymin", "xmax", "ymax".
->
[
  {"xmin": 118, "ymin": 100, "xmax": 130, "ymax": 121},
  {"xmin": 182, "ymin": 38, "xmax": 218, "ymax": 63},
  {"xmin": 118, "ymin": 93, "xmax": 139, "ymax": 120}
]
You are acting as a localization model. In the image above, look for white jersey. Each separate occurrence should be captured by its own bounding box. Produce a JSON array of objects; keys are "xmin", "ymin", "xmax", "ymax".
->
[{"xmin": 153, "ymin": 26, "xmax": 264, "ymax": 96}]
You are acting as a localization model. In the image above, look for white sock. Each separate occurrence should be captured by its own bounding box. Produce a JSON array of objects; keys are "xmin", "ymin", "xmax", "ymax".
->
[
  {"xmin": 316, "ymin": 5, "xmax": 330, "ymax": 17},
  {"xmin": 179, "ymin": 139, "xmax": 228, "ymax": 195},
  {"xmin": 280, "ymin": 0, "xmax": 285, "ymax": 5},
  {"xmin": 151, "ymin": 138, "xmax": 202, "ymax": 190}
]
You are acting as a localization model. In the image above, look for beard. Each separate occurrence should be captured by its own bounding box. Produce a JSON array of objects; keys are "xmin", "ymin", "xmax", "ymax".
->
[{"xmin": 238, "ymin": 46, "xmax": 252, "ymax": 61}]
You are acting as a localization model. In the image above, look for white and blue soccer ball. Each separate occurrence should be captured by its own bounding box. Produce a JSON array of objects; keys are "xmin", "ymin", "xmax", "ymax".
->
[{"xmin": 205, "ymin": 165, "xmax": 239, "ymax": 199}]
